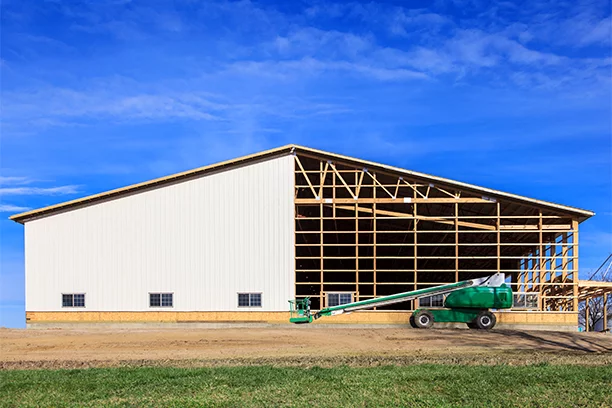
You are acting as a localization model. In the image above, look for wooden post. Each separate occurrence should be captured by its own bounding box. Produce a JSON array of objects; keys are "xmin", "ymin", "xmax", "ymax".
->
[
  {"xmin": 413, "ymin": 187, "xmax": 418, "ymax": 309},
  {"xmin": 585, "ymin": 297, "xmax": 590, "ymax": 332},
  {"xmin": 331, "ymin": 162, "xmax": 336, "ymax": 217},
  {"xmin": 572, "ymin": 219, "xmax": 579, "ymax": 312},
  {"xmin": 538, "ymin": 211, "xmax": 544, "ymax": 310},
  {"xmin": 373, "ymin": 172, "xmax": 377, "ymax": 304},
  {"xmin": 320, "ymin": 160, "xmax": 324, "ymax": 308},
  {"xmin": 604, "ymin": 294, "xmax": 608, "ymax": 332},
  {"xmin": 355, "ymin": 171, "xmax": 359, "ymax": 301},
  {"xmin": 455, "ymin": 202, "xmax": 459, "ymax": 282},
  {"xmin": 496, "ymin": 202, "xmax": 501, "ymax": 273}
]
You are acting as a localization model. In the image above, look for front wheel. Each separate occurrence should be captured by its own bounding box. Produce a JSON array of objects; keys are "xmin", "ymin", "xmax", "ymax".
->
[
  {"xmin": 473, "ymin": 311, "xmax": 497, "ymax": 330},
  {"xmin": 413, "ymin": 310, "xmax": 434, "ymax": 329}
]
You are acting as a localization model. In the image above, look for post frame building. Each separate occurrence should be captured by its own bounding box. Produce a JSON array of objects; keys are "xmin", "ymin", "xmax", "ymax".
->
[{"xmin": 12, "ymin": 145, "xmax": 608, "ymax": 330}]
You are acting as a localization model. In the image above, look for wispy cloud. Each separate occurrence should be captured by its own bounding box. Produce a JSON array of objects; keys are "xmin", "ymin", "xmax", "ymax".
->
[
  {"xmin": 0, "ymin": 176, "xmax": 33, "ymax": 185},
  {"xmin": 2, "ymin": 87, "xmax": 227, "ymax": 124},
  {"xmin": 0, "ymin": 204, "xmax": 32, "ymax": 213},
  {"xmin": 0, "ymin": 186, "xmax": 80, "ymax": 196}
]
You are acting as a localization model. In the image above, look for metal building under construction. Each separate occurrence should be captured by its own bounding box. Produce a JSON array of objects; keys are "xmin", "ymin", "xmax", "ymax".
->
[{"xmin": 11, "ymin": 145, "xmax": 611, "ymax": 330}]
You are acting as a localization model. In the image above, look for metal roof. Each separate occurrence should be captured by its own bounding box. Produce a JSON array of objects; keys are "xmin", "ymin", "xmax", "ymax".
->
[{"xmin": 9, "ymin": 144, "xmax": 595, "ymax": 224}]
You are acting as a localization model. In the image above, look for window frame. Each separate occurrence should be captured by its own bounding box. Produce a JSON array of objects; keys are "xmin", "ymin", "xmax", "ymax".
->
[
  {"xmin": 325, "ymin": 292, "xmax": 354, "ymax": 308},
  {"xmin": 149, "ymin": 292, "xmax": 174, "ymax": 308},
  {"xmin": 61, "ymin": 293, "xmax": 86, "ymax": 308},
  {"xmin": 237, "ymin": 292, "xmax": 263, "ymax": 308},
  {"xmin": 418, "ymin": 294, "xmax": 445, "ymax": 308},
  {"xmin": 512, "ymin": 292, "xmax": 539, "ymax": 310}
]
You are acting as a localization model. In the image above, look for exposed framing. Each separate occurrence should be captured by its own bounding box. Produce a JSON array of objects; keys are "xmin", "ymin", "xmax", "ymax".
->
[{"xmin": 293, "ymin": 153, "xmax": 581, "ymax": 313}]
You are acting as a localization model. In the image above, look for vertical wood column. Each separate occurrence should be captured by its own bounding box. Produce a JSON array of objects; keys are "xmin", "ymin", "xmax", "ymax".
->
[
  {"xmin": 355, "ymin": 171, "xmax": 359, "ymax": 301},
  {"xmin": 413, "ymin": 187, "xmax": 418, "ymax": 309},
  {"xmin": 572, "ymin": 219, "xmax": 579, "ymax": 312},
  {"xmin": 455, "ymin": 202, "xmax": 459, "ymax": 282},
  {"xmin": 319, "ymin": 161, "xmax": 324, "ymax": 308},
  {"xmin": 561, "ymin": 232, "xmax": 569, "ymax": 310},
  {"xmin": 604, "ymin": 295, "xmax": 609, "ymax": 331},
  {"xmin": 538, "ymin": 211, "xmax": 544, "ymax": 310},
  {"xmin": 585, "ymin": 297, "xmax": 590, "ymax": 332},
  {"xmin": 373, "ymin": 172, "xmax": 377, "ymax": 305},
  {"xmin": 496, "ymin": 202, "xmax": 501, "ymax": 273},
  {"xmin": 604, "ymin": 295, "xmax": 608, "ymax": 332}
]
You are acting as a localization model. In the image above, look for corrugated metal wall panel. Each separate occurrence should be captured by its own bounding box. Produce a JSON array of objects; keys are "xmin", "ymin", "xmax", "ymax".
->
[{"xmin": 25, "ymin": 155, "xmax": 295, "ymax": 312}]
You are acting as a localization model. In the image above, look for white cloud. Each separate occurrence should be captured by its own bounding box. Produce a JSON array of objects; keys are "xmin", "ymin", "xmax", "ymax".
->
[
  {"xmin": 0, "ymin": 204, "xmax": 32, "ymax": 213},
  {"xmin": 0, "ymin": 176, "xmax": 32, "ymax": 185},
  {"xmin": 0, "ymin": 185, "xmax": 79, "ymax": 196},
  {"xmin": 226, "ymin": 57, "xmax": 428, "ymax": 81},
  {"xmin": 2, "ymin": 88, "xmax": 228, "ymax": 124}
]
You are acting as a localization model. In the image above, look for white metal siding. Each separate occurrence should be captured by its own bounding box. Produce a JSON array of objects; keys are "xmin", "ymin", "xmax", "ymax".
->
[{"xmin": 25, "ymin": 155, "xmax": 295, "ymax": 312}]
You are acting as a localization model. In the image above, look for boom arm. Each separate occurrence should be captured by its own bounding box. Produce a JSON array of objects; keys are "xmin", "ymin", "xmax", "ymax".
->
[{"xmin": 289, "ymin": 273, "xmax": 506, "ymax": 323}]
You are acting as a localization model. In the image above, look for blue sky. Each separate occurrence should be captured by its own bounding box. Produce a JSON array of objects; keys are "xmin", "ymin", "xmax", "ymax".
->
[{"xmin": 1, "ymin": 0, "xmax": 610, "ymax": 328}]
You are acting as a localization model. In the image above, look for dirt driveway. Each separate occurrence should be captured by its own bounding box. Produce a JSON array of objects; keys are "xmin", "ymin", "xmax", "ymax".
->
[{"xmin": 2, "ymin": 326, "xmax": 611, "ymax": 369}]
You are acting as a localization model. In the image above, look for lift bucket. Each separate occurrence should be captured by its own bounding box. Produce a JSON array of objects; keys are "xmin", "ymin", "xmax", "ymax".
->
[{"xmin": 289, "ymin": 298, "xmax": 312, "ymax": 324}]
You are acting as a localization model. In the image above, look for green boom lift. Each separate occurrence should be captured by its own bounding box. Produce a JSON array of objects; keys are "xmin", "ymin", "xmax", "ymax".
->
[{"xmin": 289, "ymin": 273, "xmax": 512, "ymax": 330}]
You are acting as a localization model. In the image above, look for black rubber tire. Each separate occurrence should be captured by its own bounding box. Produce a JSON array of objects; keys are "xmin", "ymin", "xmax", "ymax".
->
[
  {"xmin": 466, "ymin": 321, "xmax": 477, "ymax": 329},
  {"xmin": 413, "ymin": 310, "xmax": 434, "ymax": 329},
  {"xmin": 474, "ymin": 310, "xmax": 496, "ymax": 330},
  {"xmin": 409, "ymin": 315, "xmax": 417, "ymax": 328}
]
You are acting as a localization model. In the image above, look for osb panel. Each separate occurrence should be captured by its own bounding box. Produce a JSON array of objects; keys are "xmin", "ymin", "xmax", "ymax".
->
[
  {"xmin": 495, "ymin": 312, "xmax": 578, "ymax": 325},
  {"xmin": 26, "ymin": 311, "xmax": 290, "ymax": 323},
  {"xmin": 27, "ymin": 311, "xmax": 578, "ymax": 325}
]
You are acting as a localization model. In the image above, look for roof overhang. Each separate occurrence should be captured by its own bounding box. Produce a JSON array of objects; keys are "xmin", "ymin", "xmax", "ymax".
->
[{"xmin": 578, "ymin": 280, "xmax": 612, "ymax": 301}]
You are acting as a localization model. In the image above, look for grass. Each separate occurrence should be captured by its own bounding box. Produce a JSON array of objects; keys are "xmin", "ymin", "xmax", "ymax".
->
[{"xmin": 1, "ymin": 364, "xmax": 611, "ymax": 407}]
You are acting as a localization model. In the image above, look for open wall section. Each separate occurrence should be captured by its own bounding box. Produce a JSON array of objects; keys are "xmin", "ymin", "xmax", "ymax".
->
[{"xmin": 293, "ymin": 153, "xmax": 580, "ymax": 313}]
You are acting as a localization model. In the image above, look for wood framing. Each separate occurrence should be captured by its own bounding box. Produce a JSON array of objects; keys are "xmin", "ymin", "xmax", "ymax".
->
[{"xmin": 293, "ymin": 153, "xmax": 585, "ymax": 316}]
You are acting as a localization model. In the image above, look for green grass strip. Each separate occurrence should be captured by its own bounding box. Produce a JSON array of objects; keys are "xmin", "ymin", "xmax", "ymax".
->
[{"xmin": 1, "ymin": 364, "xmax": 611, "ymax": 407}]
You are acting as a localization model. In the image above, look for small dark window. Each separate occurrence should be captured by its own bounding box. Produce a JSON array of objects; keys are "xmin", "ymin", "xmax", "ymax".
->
[
  {"xmin": 238, "ymin": 293, "xmax": 262, "ymax": 307},
  {"xmin": 150, "ymin": 293, "xmax": 173, "ymax": 307},
  {"xmin": 62, "ymin": 294, "xmax": 85, "ymax": 308},
  {"xmin": 419, "ymin": 294, "xmax": 444, "ymax": 308},
  {"xmin": 327, "ymin": 293, "xmax": 353, "ymax": 307}
]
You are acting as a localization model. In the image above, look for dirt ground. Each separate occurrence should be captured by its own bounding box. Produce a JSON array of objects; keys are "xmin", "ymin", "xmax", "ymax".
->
[{"xmin": 1, "ymin": 326, "xmax": 611, "ymax": 370}]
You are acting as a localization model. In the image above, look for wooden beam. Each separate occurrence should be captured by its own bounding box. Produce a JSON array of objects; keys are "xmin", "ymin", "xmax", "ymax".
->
[
  {"xmin": 499, "ymin": 224, "xmax": 571, "ymax": 230},
  {"xmin": 539, "ymin": 211, "xmax": 544, "ymax": 311},
  {"xmin": 393, "ymin": 177, "xmax": 401, "ymax": 199},
  {"xmin": 366, "ymin": 170, "xmax": 394, "ymax": 198},
  {"xmin": 401, "ymin": 178, "xmax": 426, "ymax": 198},
  {"xmin": 604, "ymin": 295, "xmax": 608, "ymax": 332},
  {"xmin": 296, "ymin": 198, "xmax": 493, "ymax": 204},
  {"xmin": 330, "ymin": 162, "xmax": 356, "ymax": 198},
  {"xmin": 294, "ymin": 155, "xmax": 318, "ymax": 199},
  {"xmin": 328, "ymin": 204, "xmax": 497, "ymax": 231},
  {"xmin": 318, "ymin": 161, "xmax": 329, "ymax": 199},
  {"xmin": 355, "ymin": 170, "xmax": 365, "ymax": 198},
  {"xmin": 436, "ymin": 186, "xmax": 457, "ymax": 198},
  {"xmin": 585, "ymin": 296, "xmax": 590, "ymax": 332},
  {"xmin": 373, "ymin": 174, "xmax": 377, "ymax": 306},
  {"xmin": 320, "ymin": 160, "xmax": 324, "ymax": 307},
  {"xmin": 455, "ymin": 202, "xmax": 459, "ymax": 282},
  {"xmin": 496, "ymin": 202, "xmax": 501, "ymax": 273},
  {"xmin": 572, "ymin": 220, "xmax": 579, "ymax": 312}
]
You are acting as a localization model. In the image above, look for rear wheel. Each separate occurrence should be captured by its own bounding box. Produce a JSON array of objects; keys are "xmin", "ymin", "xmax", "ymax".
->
[
  {"xmin": 466, "ymin": 321, "xmax": 477, "ymax": 329},
  {"xmin": 413, "ymin": 310, "xmax": 434, "ymax": 329},
  {"xmin": 474, "ymin": 310, "xmax": 496, "ymax": 330},
  {"xmin": 409, "ymin": 315, "xmax": 417, "ymax": 328}
]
